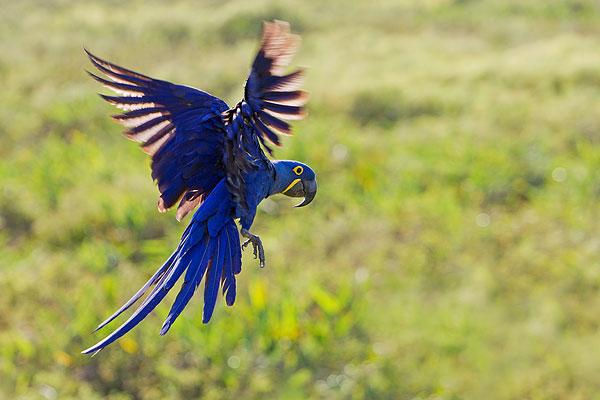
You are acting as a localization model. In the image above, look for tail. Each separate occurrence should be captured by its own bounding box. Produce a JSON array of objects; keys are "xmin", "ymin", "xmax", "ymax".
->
[{"xmin": 82, "ymin": 183, "xmax": 241, "ymax": 355}]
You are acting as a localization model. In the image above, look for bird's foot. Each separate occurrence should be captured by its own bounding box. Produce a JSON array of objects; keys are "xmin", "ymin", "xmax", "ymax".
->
[{"xmin": 241, "ymin": 228, "xmax": 265, "ymax": 268}]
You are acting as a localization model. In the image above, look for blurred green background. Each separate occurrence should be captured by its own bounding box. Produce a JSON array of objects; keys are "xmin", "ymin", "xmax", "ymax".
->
[{"xmin": 2, "ymin": 0, "xmax": 600, "ymax": 398}]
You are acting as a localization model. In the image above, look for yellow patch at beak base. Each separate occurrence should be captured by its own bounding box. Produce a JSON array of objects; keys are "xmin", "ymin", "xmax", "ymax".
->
[{"xmin": 281, "ymin": 178, "xmax": 301, "ymax": 194}]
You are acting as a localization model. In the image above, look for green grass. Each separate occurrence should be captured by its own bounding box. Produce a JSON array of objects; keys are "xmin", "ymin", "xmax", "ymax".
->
[{"xmin": 2, "ymin": 0, "xmax": 600, "ymax": 398}]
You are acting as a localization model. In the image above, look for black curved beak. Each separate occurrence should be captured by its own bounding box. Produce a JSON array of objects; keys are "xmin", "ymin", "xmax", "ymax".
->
[{"xmin": 295, "ymin": 178, "xmax": 317, "ymax": 207}]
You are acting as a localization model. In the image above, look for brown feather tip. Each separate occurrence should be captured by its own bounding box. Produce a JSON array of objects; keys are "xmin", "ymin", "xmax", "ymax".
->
[
  {"xmin": 157, "ymin": 198, "xmax": 167, "ymax": 213},
  {"xmin": 176, "ymin": 196, "xmax": 203, "ymax": 221},
  {"xmin": 261, "ymin": 20, "xmax": 301, "ymax": 75}
]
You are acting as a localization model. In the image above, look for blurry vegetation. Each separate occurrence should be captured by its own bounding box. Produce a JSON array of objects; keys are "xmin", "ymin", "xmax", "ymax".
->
[
  {"xmin": 2, "ymin": 0, "xmax": 600, "ymax": 398},
  {"xmin": 217, "ymin": 6, "xmax": 306, "ymax": 45},
  {"xmin": 350, "ymin": 89, "xmax": 452, "ymax": 128}
]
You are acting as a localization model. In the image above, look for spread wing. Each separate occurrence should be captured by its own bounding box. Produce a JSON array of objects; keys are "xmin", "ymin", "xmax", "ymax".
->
[
  {"xmin": 85, "ymin": 50, "xmax": 229, "ymax": 220},
  {"xmin": 222, "ymin": 20, "xmax": 309, "ymax": 208}
]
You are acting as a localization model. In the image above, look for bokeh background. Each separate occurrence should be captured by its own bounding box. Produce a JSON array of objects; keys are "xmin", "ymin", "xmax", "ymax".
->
[{"xmin": 2, "ymin": 0, "xmax": 600, "ymax": 398}]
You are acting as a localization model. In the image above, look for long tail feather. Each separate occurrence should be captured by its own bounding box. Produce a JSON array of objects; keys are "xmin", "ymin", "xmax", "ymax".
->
[
  {"xmin": 81, "ymin": 250, "xmax": 192, "ymax": 355},
  {"xmin": 94, "ymin": 250, "xmax": 177, "ymax": 332},
  {"xmin": 83, "ymin": 207, "xmax": 242, "ymax": 354},
  {"xmin": 202, "ymin": 233, "xmax": 227, "ymax": 323},
  {"xmin": 222, "ymin": 225, "xmax": 236, "ymax": 306},
  {"xmin": 159, "ymin": 238, "xmax": 213, "ymax": 335},
  {"xmin": 92, "ymin": 222, "xmax": 196, "ymax": 332}
]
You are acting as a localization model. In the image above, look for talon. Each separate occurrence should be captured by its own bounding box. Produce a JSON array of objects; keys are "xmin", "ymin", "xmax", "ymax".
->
[{"xmin": 241, "ymin": 228, "xmax": 266, "ymax": 268}]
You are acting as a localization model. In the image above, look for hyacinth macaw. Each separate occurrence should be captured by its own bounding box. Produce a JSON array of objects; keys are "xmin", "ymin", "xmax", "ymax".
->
[{"xmin": 82, "ymin": 20, "xmax": 316, "ymax": 354}]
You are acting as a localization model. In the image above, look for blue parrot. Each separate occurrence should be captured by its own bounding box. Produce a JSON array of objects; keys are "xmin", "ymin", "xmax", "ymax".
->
[{"xmin": 82, "ymin": 20, "xmax": 317, "ymax": 354}]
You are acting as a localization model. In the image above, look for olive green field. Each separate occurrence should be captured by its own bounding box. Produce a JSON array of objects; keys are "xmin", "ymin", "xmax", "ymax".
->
[{"xmin": 2, "ymin": 0, "xmax": 600, "ymax": 399}]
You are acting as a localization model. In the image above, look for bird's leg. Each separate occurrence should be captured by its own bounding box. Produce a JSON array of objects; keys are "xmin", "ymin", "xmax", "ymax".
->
[{"xmin": 241, "ymin": 228, "xmax": 265, "ymax": 268}]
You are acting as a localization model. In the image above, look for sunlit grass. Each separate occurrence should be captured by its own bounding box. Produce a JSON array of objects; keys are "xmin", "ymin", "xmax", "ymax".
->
[{"xmin": 2, "ymin": 0, "xmax": 600, "ymax": 398}]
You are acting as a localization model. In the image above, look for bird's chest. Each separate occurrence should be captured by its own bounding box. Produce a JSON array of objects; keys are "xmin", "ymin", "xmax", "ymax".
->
[
  {"xmin": 233, "ymin": 166, "xmax": 274, "ymax": 228},
  {"xmin": 242, "ymin": 168, "xmax": 273, "ymax": 209}
]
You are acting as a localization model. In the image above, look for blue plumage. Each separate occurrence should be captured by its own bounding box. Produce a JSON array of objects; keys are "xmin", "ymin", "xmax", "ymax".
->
[{"xmin": 83, "ymin": 20, "xmax": 317, "ymax": 354}]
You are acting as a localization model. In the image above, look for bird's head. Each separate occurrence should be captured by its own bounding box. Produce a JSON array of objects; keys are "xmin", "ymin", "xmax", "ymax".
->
[{"xmin": 271, "ymin": 160, "xmax": 317, "ymax": 207}]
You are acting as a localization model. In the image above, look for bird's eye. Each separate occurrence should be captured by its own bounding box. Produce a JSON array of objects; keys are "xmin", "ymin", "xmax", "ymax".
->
[{"xmin": 293, "ymin": 166, "xmax": 303, "ymax": 175}]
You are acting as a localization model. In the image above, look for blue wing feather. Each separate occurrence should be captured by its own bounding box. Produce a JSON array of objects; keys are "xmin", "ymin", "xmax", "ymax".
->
[
  {"xmin": 86, "ymin": 50, "xmax": 229, "ymax": 220},
  {"xmin": 221, "ymin": 21, "xmax": 308, "ymax": 210}
]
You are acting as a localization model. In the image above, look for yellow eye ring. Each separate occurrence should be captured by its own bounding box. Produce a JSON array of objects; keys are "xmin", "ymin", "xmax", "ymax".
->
[{"xmin": 293, "ymin": 166, "xmax": 304, "ymax": 175}]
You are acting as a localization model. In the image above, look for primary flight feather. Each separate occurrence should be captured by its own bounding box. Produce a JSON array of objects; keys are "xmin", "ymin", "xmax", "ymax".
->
[{"xmin": 82, "ymin": 20, "xmax": 317, "ymax": 354}]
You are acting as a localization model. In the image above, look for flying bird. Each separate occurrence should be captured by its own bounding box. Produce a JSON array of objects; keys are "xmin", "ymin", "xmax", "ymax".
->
[{"xmin": 82, "ymin": 20, "xmax": 316, "ymax": 354}]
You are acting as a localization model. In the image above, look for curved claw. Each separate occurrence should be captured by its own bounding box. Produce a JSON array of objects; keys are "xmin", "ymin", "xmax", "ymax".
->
[
  {"xmin": 242, "ymin": 239, "xmax": 257, "ymax": 259},
  {"xmin": 241, "ymin": 229, "xmax": 265, "ymax": 268}
]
